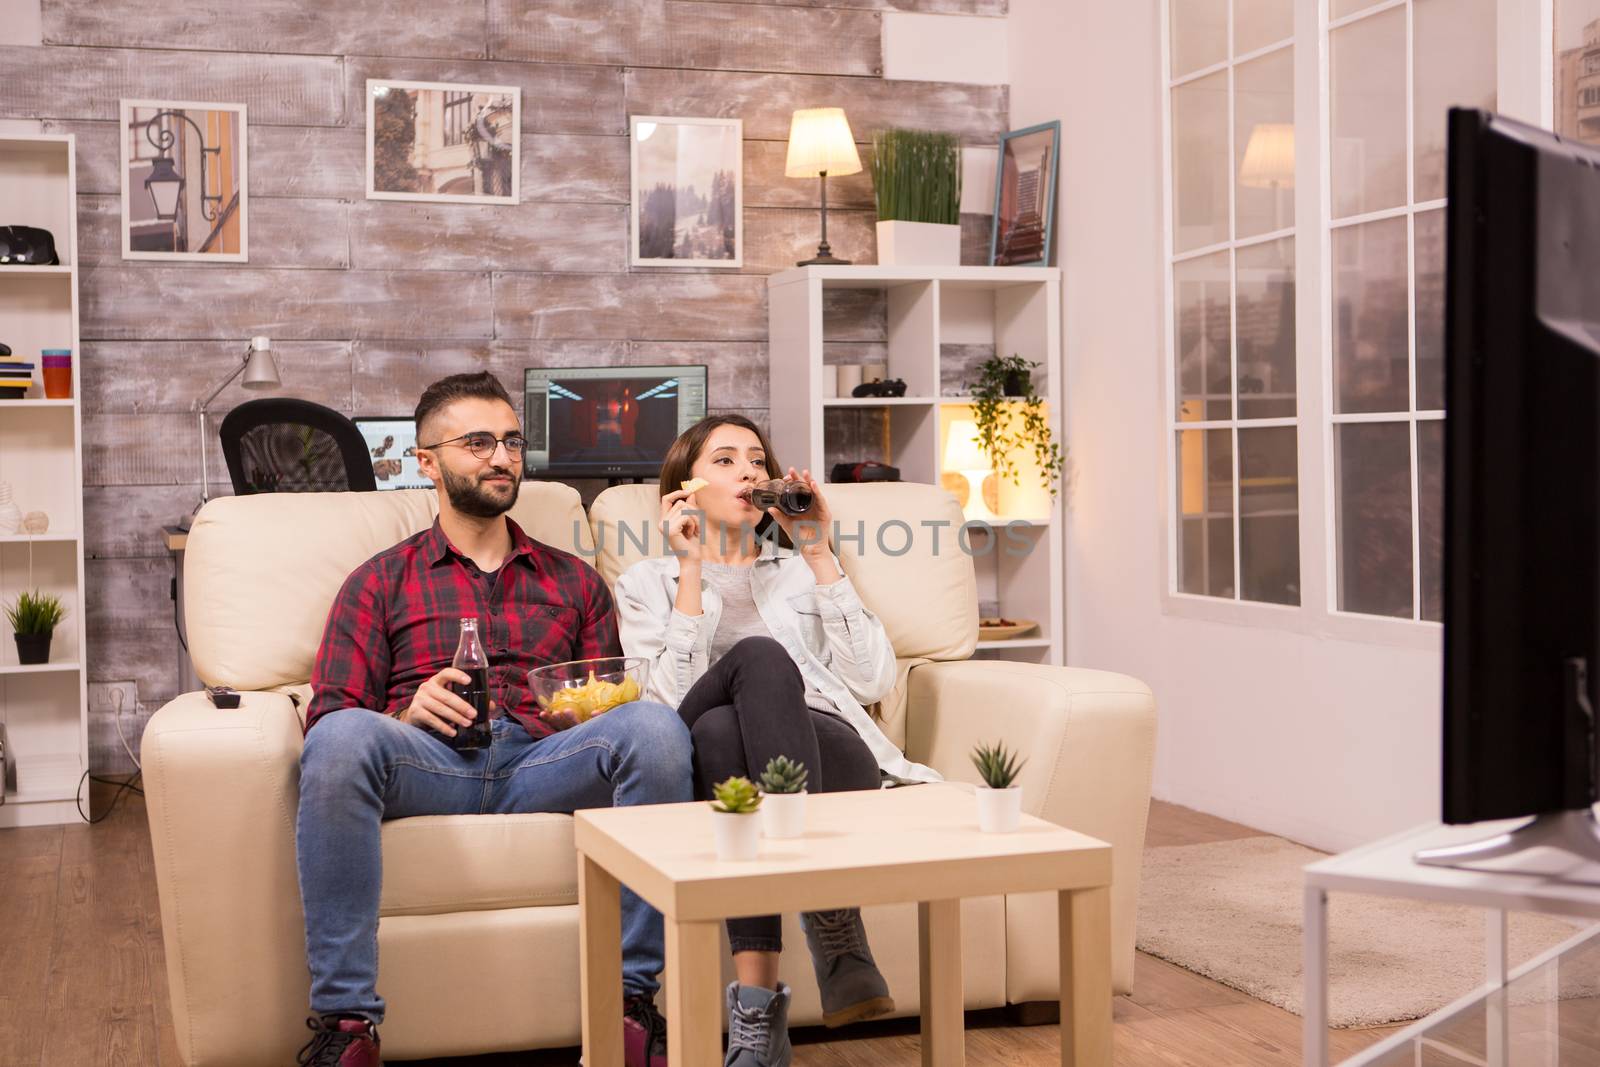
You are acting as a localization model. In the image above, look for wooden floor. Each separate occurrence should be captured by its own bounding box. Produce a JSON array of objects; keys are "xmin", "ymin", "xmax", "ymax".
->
[{"xmin": 0, "ymin": 783, "xmax": 1409, "ymax": 1066}]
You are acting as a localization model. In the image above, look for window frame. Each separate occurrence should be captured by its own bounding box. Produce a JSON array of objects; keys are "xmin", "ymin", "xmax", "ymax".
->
[
  {"xmin": 1163, "ymin": 6, "xmax": 1300, "ymax": 610},
  {"xmin": 1157, "ymin": 0, "xmax": 1549, "ymax": 648},
  {"xmin": 442, "ymin": 91, "xmax": 474, "ymax": 148}
]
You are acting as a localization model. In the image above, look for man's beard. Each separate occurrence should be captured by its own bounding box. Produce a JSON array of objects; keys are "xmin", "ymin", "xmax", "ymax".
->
[{"xmin": 441, "ymin": 464, "xmax": 520, "ymax": 518}]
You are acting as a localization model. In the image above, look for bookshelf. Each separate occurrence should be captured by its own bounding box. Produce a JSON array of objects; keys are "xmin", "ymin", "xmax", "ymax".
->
[
  {"xmin": 767, "ymin": 265, "xmax": 1065, "ymax": 664},
  {"xmin": 0, "ymin": 134, "xmax": 90, "ymax": 826}
]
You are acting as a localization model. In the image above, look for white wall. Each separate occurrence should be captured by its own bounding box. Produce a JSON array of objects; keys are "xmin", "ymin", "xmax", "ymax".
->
[{"xmin": 1008, "ymin": 0, "xmax": 1444, "ymax": 852}]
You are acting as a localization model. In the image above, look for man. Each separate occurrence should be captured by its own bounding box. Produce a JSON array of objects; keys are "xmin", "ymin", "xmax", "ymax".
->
[{"xmin": 295, "ymin": 372, "xmax": 688, "ymax": 1067}]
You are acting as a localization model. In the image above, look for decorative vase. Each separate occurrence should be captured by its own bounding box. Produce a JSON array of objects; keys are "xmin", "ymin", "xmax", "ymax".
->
[
  {"xmin": 875, "ymin": 221, "xmax": 961, "ymax": 267},
  {"xmin": 713, "ymin": 812, "xmax": 762, "ymax": 860},
  {"xmin": 0, "ymin": 482, "xmax": 20, "ymax": 536},
  {"xmin": 1003, "ymin": 368, "xmax": 1031, "ymax": 397},
  {"xmin": 761, "ymin": 791, "xmax": 807, "ymax": 839},
  {"xmin": 21, "ymin": 512, "xmax": 47, "ymax": 534},
  {"xmin": 975, "ymin": 785, "xmax": 1023, "ymax": 833},
  {"xmin": 14, "ymin": 632, "xmax": 51, "ymax": 665}
]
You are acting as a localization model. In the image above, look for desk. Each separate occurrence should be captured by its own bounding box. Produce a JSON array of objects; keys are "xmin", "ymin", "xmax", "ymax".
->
[
  {"xmin": 162, "ymin": 525, "xmax": 201, "ymax": 693},
  {"xmin": 1303, "ymin": 820, "xmax": 1600, "ymax": 1067},
  {"xmin": 575, "ymin": 783, "xmax": 1114, "ymax": 1067}
]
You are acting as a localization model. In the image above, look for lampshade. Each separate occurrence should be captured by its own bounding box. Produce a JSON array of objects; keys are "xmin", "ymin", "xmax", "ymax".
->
[
  {"xmin": 943, "ymin": 419, "xmax": 990, "ymax": 471},
  {"xmin": 144, "ymin": 155, "xmax": 185, "ymax": 221},
  {"xmin": 785, "ymin": 108, "xmax": 862, "ymax": 178},
  {"xmin": 242, "ymin": 336, "xmax": 280, "ymax": 389},
  {"xmin": 1239, "ymin": 123, "xmax": 1295, "ymax": 189}
]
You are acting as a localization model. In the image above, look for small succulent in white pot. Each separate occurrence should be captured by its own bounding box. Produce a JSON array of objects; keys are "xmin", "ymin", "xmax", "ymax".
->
[
  {"xmin": 970, "ymin": 741, "xmax": 1027, "ymax": 833},
  {"xmin": 710, "ymin": 775, "xmax": 764, "ymax": 860},
  {"xmin": 758, "ymin": 755, "xmax": 809, "ymax": 839}
]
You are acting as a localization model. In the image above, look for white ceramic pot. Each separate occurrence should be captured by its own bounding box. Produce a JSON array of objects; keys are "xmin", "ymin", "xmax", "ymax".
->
[
  {"xmin": 875, "ymin": 220, "xmax": 961, "ymax": 267},
  {"xmin": 975, "ymin": 786, "xmax": 1023, "ymax": 833},
  {"xmin": 713, "ymin": 812, "xmax": 762, "ymax": 860},
  {"xmin": 835, "ymin": 364, "xmax": 863, "ymax": 395},
  {"xmin": 761, "ymin": 790, "xmax": 807, "ymax": 839}
]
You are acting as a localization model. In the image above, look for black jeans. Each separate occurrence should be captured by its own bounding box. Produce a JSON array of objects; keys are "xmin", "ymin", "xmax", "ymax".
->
[{"xmin": 678, "ymin": 636, "xmax": 881, "ymax": 952}]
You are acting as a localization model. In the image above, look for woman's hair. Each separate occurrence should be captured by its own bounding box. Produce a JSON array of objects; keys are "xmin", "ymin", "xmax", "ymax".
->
[{"xmin": 656, "ymin": 414, "xmax": 782, "ymax": 499}]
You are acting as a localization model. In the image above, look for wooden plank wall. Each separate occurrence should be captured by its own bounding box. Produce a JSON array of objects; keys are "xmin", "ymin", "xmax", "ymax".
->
[{"xmin": 11, "ymin": 0, "xmax": 1009, "ymax": 769}]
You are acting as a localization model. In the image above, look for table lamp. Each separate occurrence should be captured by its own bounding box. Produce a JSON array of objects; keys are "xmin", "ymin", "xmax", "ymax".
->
[
  {"xmin": 179, "ymin": 336, "xmax": 280, "ymax": 530},
  {"xmin": 943, "ymin": 418, "xmax": 997, "ymax": 522},
  {"xmin": 785, "ymin": 107, "xmax": 862, "ymax": 266},
  {"xmin": 1239, "ymin": 123, "xmax": 1294, "ymax": 230}
]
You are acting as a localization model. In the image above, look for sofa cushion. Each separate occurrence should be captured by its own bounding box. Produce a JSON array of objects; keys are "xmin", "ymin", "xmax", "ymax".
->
[
  {"xmin": 184, "ymin": 484, "xmax": 592, "ymax": 690},
  {"xmin": 824, "ymin": 483, "xmax": 977, "ymax": 661},
  {"xmin": 588, "ymin": 481, "xmax": 978, "ymax": 661},
  {"xmin": 379, "ymin": 813, "xmax": 578, "ymax": 915},
  {"xmin": 588, "ymin": 483, "xmax": 666, "ymax": 588}
]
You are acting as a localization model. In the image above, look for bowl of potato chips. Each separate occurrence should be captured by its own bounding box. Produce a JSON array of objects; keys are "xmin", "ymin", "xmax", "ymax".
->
[{"xmin": 527, "ymin": 656, "xmax": 649, "ymax": 729}]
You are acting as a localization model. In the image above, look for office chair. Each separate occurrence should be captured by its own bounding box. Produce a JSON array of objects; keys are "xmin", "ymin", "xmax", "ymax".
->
[{"xmin": 218, "ymin": 398, "xmax": 378, "ymax": 496}]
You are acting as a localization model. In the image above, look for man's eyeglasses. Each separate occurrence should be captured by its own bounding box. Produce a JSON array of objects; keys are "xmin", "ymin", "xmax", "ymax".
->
[{"xmin": 418, "ymin": 432, "xmax": 528, "ymax": 460}]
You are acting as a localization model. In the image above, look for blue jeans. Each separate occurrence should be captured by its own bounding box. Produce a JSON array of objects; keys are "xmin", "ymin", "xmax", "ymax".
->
[{"xmin": 296, "ymin": 701, "xmax": 693, "ymax": 1022}]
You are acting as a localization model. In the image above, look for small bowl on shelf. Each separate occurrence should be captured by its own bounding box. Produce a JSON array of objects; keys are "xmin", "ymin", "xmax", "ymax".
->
[
  {"xmin": 527, "ymin": 656, "xmax": 650, "ymax": 730},
  {"xmin": 978, "ymin": 617, "xmax": 1039, "ymax": 641}
]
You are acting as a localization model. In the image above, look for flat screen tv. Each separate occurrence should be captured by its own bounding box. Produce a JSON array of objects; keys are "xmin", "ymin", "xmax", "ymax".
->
[
  {"xmin": 523, "ymin": 365, "xmax": 708, "ymax": 479},
  {"xmin": 1419, "ymin": 109, "xmax": 1600, "ymax": 867}
]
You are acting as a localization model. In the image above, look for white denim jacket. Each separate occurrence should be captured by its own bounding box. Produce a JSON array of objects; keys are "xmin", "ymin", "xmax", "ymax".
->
[{"xmin": 613, "ymin": 541, "xmax": 942, "ymax": 784}]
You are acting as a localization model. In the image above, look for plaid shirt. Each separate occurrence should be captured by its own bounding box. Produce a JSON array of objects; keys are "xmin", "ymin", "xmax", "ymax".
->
[{"xmin": 305, "ymin": 517, "xmax": 620, "ymax": 739}]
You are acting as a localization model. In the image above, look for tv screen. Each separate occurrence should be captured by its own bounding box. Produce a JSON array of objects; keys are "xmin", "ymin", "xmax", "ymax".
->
[
  {"xmin": 523, "ymin": 365, "xmax": 707, "ymax": 478},
  {"xmin": 1441, "ymin": 109, "xmax": 1600, "ymax": 826},
  {"xmin": 352, "ymin": 417, "xmax": 431, "ymax": 491}
]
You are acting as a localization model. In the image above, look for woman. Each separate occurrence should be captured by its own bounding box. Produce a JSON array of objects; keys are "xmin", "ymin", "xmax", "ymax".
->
[{"xmin": 615, "ymin": 415, "xmax": 939, "ymax": 1067}]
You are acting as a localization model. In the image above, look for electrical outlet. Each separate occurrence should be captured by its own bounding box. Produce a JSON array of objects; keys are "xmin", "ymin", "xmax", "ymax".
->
[
  {"xmin": 89, "ymin": 681, "xmax": 139, "ymax": 716},
  {"xmin": 88, "ymin": 682, "xmax": 144, "ymax": 775}
]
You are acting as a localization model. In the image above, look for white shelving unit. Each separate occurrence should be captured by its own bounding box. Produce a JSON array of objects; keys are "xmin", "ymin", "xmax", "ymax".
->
[
  {"xmin": 0, "ymin": 134, "xmax": 90, "ymax": 827},
  {"xmin": 767, "ymin": 265, "xmax": 1065, "ymax": 665}
]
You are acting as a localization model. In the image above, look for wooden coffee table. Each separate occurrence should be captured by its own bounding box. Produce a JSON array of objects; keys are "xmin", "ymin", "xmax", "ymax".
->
[{"xmin": 574, "ymin": 782, "xmax": 1113, "ymax": 1066}]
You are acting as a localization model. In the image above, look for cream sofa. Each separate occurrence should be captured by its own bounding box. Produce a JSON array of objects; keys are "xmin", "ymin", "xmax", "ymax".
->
[{"xmin": 142, "ymin": 481, "xmax": 1156, "ymax": 1065}]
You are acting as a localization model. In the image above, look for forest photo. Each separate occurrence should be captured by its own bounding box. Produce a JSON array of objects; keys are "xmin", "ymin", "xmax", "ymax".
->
[{"xmin": 631, "ymin": 116, "xmax": 742, "ymax": 266}]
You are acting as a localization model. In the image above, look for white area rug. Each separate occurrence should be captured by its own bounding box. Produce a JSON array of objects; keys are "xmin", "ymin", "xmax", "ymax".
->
[{"xmin": 1137, "ymin": 835, "xmax": 1600, "ymax": 1028}]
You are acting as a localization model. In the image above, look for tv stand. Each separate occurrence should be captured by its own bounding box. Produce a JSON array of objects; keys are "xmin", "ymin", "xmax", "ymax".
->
[{"xmin": 1414, "ymin": 808, "xmax": 1600, "ymax": 868}]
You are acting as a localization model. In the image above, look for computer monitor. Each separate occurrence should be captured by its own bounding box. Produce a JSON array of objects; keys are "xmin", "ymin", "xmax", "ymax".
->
[
  {"xmin": 1416, "ymin": 109, "xmax": 1600, "ymax": 867},
  {"xmin": 352, "ymin": 417, "xmax": 431, "ymax": 491},
  {"xmin": 523, "ymin": 365, "xmax": 708, "ymax": 478}
]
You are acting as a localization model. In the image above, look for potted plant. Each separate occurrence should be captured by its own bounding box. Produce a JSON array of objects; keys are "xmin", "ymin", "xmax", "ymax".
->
[
  {"xmin": 6, "ymin": 590, "xmax": 66, "ymax": 666},
  {"xmin": 710, "ymin": 775, "xmax": 764, "ymax": 860},
  {"xmin": 870, "ymin": 128, "xmax": 962, "ymax": 266},
  {"xmin": 758, "ymin": 755, "xmax": 809, "ymax": 839},
  {"xmin": 970, "ymin": 740, "xmax": 1026, "ymax": 833},
  {"xmin": 969, "ymin": 354, "xmax": 1066, "ymax": 499}
]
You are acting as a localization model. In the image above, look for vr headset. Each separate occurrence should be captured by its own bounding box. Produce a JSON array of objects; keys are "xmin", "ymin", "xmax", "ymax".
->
[{"xmin": 0, "ymin": 226, "xmax": 60, "ymax": 266}]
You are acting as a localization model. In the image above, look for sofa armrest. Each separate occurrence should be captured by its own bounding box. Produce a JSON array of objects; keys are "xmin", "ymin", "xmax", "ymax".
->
[
  {"xmin": 904, "ymin": 660, "xmax": 1157, "ymax": 995},
  {"xmin": 142, "ymin": 689, "xmax": 310, "ymax": 1066}
]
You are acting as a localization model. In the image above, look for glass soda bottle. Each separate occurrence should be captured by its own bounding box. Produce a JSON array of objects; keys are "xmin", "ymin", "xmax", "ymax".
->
[
  {"xmin": 447, "ymin": 617, "xmax": 492, "ymax": 751},
  {"xmin": 748, "ymin": 478, "xmax": 814, "ymax": 516}
]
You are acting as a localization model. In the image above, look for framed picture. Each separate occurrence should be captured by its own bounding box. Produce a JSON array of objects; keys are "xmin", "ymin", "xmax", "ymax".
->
[
  {"xmin": 630, "ymin": 116, "xmax": 743, "ymax": 268},
  {"xmin": 120, "ymin": 99, "xmax": 248, "ymax": 262},
  {"xmin": 366, "ymin": 79, "xmax": 520, "ymax": 204},
  {"xmin": 989, "ymin": 120, "xmax": 1060, "ymax": 267}
]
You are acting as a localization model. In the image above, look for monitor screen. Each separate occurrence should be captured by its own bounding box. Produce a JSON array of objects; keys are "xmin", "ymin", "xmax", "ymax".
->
[
  {"xmin": 352, "ymin": 417, "xmax": 430, "ymax": 491},
  {"xmin": 1441, "ymin": 109, "xmax": 1600, "ymax": 824},
  {"xmin": 523, "ymin": 365, "xmax": 708, "ymax": 477}
]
